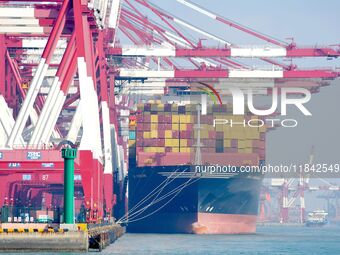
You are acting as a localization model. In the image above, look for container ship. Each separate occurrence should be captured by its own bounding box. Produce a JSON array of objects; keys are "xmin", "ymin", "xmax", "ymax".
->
[{"xmin": 127, "ymin": 102, "xmax": 266, "ymax": 234}]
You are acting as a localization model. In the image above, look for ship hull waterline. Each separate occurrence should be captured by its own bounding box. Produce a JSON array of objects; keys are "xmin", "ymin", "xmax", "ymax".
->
[{"xmin": 127, "ymin": 165, "xmax": 263, "ymax": 234}]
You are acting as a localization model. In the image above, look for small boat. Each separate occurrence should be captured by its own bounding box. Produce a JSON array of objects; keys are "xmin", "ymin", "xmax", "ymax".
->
[{"xmin": 306, "ymin": 210, "xmax": 328, "ymax": 227}]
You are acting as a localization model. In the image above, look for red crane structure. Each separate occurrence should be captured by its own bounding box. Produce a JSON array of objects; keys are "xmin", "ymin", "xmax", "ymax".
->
[{"xmin": 0, "ymin": 0, "xmax": 339, "ymax": 223}]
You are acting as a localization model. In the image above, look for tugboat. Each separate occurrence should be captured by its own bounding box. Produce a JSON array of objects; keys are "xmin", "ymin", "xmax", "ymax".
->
[{"xmin": 306, "ymin": 210, "xmax": 328, "ymax": 227}]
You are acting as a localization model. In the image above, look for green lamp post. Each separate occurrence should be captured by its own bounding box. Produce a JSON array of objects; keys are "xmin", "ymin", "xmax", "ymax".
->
[{"xmin": 61, "ymin": 147, "xmax": 77, "ymax": 224}]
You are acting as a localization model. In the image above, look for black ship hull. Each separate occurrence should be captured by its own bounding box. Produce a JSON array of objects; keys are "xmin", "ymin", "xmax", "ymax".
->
[{"xmin": 127, "ymin": 164, "xmax": 263, "ymax": 234}]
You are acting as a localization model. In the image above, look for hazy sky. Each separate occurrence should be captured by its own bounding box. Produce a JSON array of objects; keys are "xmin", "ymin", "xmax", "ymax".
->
[
  {"xmin": 127, "ymin": 0, "xmax": 340, "ymax": 210},
  {"xmin": 152, "ymin": 0, "xmax": 340, "ymax": 43}
]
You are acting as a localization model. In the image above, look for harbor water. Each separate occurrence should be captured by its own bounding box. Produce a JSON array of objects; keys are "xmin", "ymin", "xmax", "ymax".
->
[{"xmin": 3, "ymin": 225, "xmax": 340, "ymax": 255}]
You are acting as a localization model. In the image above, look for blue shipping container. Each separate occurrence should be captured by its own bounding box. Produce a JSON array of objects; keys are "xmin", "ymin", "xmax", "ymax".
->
[{"xmin": 129, "ymin": 131, "xmax": 136, "ymax": 140}]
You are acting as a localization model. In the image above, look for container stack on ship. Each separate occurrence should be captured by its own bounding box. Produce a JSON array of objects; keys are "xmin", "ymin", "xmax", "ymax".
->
[{"xmin": 127, "ymin": 101, "xmax": 266, "ymax": 234}]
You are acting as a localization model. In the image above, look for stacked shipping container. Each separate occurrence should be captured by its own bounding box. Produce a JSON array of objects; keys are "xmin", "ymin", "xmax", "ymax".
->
[{"xmin": 128, "ymin": 103, "xmax": 266, "ymax": 167}]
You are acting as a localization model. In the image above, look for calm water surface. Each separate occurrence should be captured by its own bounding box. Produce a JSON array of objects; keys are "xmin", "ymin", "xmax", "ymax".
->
[{"xmin": 4, "ymin": 226, "xmax": 340, "ymax": 255}]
